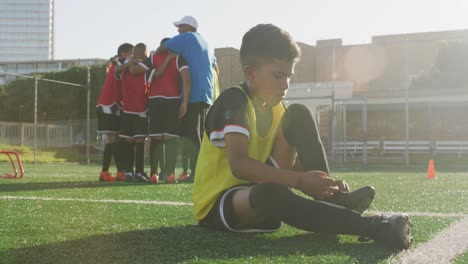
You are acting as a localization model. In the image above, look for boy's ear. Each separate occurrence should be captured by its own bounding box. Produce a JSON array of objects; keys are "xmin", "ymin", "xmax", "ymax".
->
[{"xmin": 243, "ymin": 65, "xmax": 255, "ymax": 82}]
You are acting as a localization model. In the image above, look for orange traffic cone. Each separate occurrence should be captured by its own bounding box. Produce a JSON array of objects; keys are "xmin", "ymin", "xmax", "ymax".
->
[{"xmin": 426, "ymin": 159, "xmax": 436, "ymax": 179}]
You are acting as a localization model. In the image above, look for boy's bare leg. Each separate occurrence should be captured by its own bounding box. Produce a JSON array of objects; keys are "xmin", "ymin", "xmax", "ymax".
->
[{"xmin": 231, "ymin": 187, "xmax": 262, "ymax": 227}]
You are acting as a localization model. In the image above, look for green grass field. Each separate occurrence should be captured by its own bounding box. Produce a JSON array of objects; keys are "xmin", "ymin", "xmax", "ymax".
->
[{"xmin": 0, "ymin": 163, "xmax": 467, "ymax": 263}]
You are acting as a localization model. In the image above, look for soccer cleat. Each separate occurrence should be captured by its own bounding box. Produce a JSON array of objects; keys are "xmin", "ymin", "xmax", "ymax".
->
[
  {"xmin": 178, "ymin": 174, "xmax": 194, "ymax": 183},
  {"xmin": 372, "ymin": 214, "xmax": 413, "ymax": 250},
  {"xmin": 135, "ymin": 172, "xmax": 150, "ymax": 183},
  {"xmin": 99, "ymin": 171, "xmax": 116, "ymax": 182},
  {"xmin": 177, "ymin": 173, "xmax": 190, "ymax": 181},
  {"xmin": 116, "ymin": 171, "xmax": 126, "ymax": 182},
  {"xmin": 125, "ymin": 172, "xmax": 135, "ymax": 182},
  {"xmin": 327, "ymin": 186, "xmax": 375, "ymax": 214},
  {"xmin": 166, "ymin": 173, "xmax": 176, "ymax": 184},
  {"xmin": 149, "ymin": 173, "xmax": 159, "ymax": 184}
]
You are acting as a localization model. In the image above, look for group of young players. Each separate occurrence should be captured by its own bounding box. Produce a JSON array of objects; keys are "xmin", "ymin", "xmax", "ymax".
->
[
  {"xmin": 96, "ymin": 41, "xmax": 182, "ymax": 184},
  {"xmin": 97, "ymin": 16, "xmax": 217, "ymax": 184}
]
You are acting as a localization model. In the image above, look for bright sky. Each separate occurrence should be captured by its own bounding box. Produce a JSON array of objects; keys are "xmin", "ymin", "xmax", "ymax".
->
[{"xmin": 55, "ymin": 0, "xmax": 468, "ymax": 60}]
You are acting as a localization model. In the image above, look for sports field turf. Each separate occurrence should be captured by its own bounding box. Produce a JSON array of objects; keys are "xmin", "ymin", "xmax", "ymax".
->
[{"xmin": 0, "ymin": 163, "xmax": 467, "ymax": 263}]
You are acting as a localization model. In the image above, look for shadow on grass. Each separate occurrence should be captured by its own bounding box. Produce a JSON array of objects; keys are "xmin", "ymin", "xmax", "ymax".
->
[
  {"xmin": 0, "ymin": 181, "xmax": 148, "ymax": 193},
  {"xmin": 1, "ymin": 225, "xmax": 397, "ymax": 263}
]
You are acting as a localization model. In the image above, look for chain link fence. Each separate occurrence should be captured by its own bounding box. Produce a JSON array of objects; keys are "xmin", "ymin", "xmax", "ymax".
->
[{"xmin": 0, "ymin": 69, "xmax": 101, "ymax": 164}]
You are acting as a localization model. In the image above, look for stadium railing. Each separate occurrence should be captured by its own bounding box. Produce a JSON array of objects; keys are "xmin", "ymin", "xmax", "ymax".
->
[
  {"xmin": 335, "ymin": 141, "xmax": 380, "ymax": 158},
  {"xmin": 435, "ymin": 141, "xmax": 468, "ymax": 158},
  {"xmin": 381, "ymin": 140, "xmax": 431, "ymax": 155}
]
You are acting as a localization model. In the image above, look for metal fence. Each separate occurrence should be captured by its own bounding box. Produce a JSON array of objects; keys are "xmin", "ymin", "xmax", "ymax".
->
[
  {"xmin": 0, "ymin": 70, "xmax": 94, "ymax": 163},
  {"xmin": 0, "ymin": 121, "xmax": 73, "ymax": 147}
]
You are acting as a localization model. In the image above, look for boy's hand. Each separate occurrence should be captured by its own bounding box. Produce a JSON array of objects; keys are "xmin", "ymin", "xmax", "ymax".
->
[
  {"xmin": 298, "ymin": 171, "xmax": 339, "ymax": 199},
  {"xmin": 178, "ymin": 102, "xmax": 187, "ymax": 119},
  {"xmin": 334, "ymin": 179, "xmax": 350, "ymax": 192},
  {"xmin": 109, "ymin": 56, "xmax": 117, "ymax": 64}
]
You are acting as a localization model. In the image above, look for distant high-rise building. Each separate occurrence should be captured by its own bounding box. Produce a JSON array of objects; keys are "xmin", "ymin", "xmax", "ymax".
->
[{"xmin": 0, "ymin": 0, "xmax": 54, "ymax": 62}]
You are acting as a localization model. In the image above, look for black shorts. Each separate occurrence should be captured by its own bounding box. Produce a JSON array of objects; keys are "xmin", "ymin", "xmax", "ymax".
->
[
  {"xmin": 148, "ymin": 97, "xmax": 181, "ymax": 137},
  {"xmin": 119, "ymin": 112, "xmax": 148, "ymax": 139},
  {"xmin": 198, "ymin": 157, "xmax": 282, "ymax": 233},
  {"xmin": 199, "ymin": 185, "xmax": 283, "ymax": 233},
  {"xmin": 97, "ymin": 109, "xmax": 120, "ymax": 134},
  {"xmin": 181, "ymin": 102, "xmax": 210, "ymax": 140}
]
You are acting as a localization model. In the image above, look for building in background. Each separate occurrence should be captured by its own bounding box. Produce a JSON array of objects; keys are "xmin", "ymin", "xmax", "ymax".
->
[
  {"xmin": 0, "ymin": 0, "xmax": 55, "ymax": 62},
  {"xmin": 215, "ymin": 29, "xmax": 468, "ymax": 160}
]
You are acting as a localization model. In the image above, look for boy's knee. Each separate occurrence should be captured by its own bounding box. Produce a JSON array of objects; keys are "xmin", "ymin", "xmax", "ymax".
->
[
  {"xmin": 282, "ymin": 104, "xmax": 317, "ymax": 144},
  {"xmin": 249, "ymin": 183, "xmax": 291, "ymax": 216},
  {"xmin": 283, "ymin": 104, "xmax": 314, "ymax": 126},
  {"xmin": 286, "ymin": 103, "xmax": 310, "ymax": 116}
]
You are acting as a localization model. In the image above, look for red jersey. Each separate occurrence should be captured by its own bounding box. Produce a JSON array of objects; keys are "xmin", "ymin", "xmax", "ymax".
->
[
  {"xmin": 96, "ymin": 63, "xmax": 122, "ymax": 114},
  {"xmin": 119, "ymin": 61, "xmax": 149, "ymax": 116},
  {"xmin": 144, "ymin": 54, "xmax": 188, "ymax": 99}
]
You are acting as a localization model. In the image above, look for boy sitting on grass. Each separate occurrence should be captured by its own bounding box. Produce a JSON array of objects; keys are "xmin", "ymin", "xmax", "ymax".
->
[{"xmin": 192, "ymin": 24, "xmax": 412, "ymax": 250}]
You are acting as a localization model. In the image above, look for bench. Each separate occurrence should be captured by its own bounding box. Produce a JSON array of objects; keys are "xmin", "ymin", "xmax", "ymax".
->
[
  {"xmin": 435, "ymin": 141, "xmax": 468, "ymax": 157},
  {"xmin": 335, "ymin": 141, "xmax": 380, "ymax": 157},
  {"xmin": 382, "ymin": 141, "xmax": 431, "ymax": 154}
]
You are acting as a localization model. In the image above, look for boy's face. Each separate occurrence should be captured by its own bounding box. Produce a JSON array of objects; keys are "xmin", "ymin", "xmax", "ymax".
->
[
  {"xmin": 134, "ymin": 47, "xmax": 147, "ymax": 60},
  {"xmin": 121, "ymin": 49, "xmax": 133, "ymax": 59},
  {"xmin": 245, "ymin": 59, "xmax": 295, "ymax": 106}
]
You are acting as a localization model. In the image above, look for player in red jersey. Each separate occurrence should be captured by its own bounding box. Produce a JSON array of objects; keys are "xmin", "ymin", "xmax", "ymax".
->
[
  {"xmin": 96, "ymin": 43, "xmax": 133, "ymax": 182},
  {"xmin": 137, "ymin": 38, "xmax": 191, "ymax": 183},
  {"xmin": 115, "ymin": 43, "xmax": 150, "ymax": 182}
]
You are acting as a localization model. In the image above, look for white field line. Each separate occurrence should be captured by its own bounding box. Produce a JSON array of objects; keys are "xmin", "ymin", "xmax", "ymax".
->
[
  {"xmin": 1, "ymin": 195, "xmax": 466, "ymax": 218},
  {"xmin": 389, "ymin": 217, "xmax": 468, "ymax": 264},
  {"xmin": 0, "ymin": 195, "xmax": 192, "ymax": 206}
]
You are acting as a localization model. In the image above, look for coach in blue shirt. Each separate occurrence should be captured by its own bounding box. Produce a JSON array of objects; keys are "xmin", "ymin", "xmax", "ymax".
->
[{"xmin": 156, "ymin": 15, "xmax": 217, "ymax": 182}]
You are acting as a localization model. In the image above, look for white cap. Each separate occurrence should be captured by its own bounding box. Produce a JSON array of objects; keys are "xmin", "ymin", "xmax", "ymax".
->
[{"xmin": 173, "ymin": 16, "xmax": 198, "ymax": 29}]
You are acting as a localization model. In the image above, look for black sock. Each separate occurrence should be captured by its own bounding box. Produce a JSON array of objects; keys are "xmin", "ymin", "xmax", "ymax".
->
[
  {"xmin": 112, "ymin": 141, "xmax": 122, "ymax": 172},
  {"xmin": 249, "ymin": 183, "xmax": 376, "ymax": 237},
  {"xmin": 159, "ymin": 142, "xmax": 166, "ymax": 174},
  {"xmin": 181, "ymin": 139, "xmax": 189, "ymax": 174},
  {"xmin": 150, "ymin": 140, "xmax": 161, "ymax": 174},
  {"xmin": 135, "ymin": 142, "xmax": 144, "ymax": 173},
  {"xmin": 120, "ymin": 141, "xmax": 134, "ymax": 173},
  {"xmin": 165, "ymin": 139, "xmax": 178, "ymax": 174},
  {"xmin": 101, "ymin": 143, "xmax": 112, "ymax": 172},
  {"xmin": 186, "ymin": 139, "xmax": 199, "ymax": 178},
  {"xmin": 128, "ymin": 142, "xmax": 135, "ymax": 173},
  {"xmin": 281, "ymin": 104, "xmax": 330, "ymax": 173}
]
